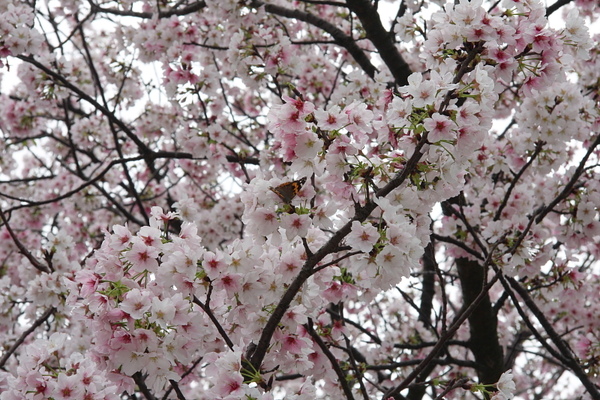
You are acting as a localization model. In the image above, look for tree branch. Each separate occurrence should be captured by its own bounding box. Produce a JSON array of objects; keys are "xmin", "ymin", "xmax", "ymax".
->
[
  {"xmin": 0, "ymin": 209, "xmax": 52, "ymax": 274},
  {"xmin": 251, "ymin": 0, "xmax": 379, "ymax": 80},
  {"xmin": 305, "ymin": 319, "xmax": 356, "ymax": 400},
  {"xmin": 545, "ymin": 0, "xmax": 573, "ymax": 16},
  {"xmin": 346, "ymin": 0, "xmax": 412, "ymax": 85},
  {"xmin": 89, "ymin": 0, "xmax": 207, "ymax": 19},
  {"xmin": 0, "ymin": 307, "xmax": 56, "ymax": 368},
  {"xmin": 384, "ymin": 267, "xmax": 502, "ymax": 398},
  {"xmin": 504, "ymin": 276, "xmax": 600, "ymax": 398}
]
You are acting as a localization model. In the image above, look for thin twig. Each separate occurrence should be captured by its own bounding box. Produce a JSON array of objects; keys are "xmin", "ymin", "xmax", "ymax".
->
[{"xmin": 0, "ymin": 307, "xmax": 56, "ymax": 368}]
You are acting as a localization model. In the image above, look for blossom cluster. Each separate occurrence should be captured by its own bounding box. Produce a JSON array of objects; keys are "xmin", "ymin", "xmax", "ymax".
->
[
  {"xmin": 0, "ymin": 2, "xmax": 42, "ymax": 67},
  {"xmin": 0, "ymin": 333, "xmax": 120, "ymax": 400},
  {"xmin": 66, "ymin": 207, "xmax": 352, "ymax": 397},
  {"xmin": 0, "ymin": 0, "xmax": 598, "ymax": 398}
]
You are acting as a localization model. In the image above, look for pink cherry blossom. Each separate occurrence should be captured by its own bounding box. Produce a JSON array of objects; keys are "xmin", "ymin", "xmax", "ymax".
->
[
  {"xmin": 1, "ymin": 0, "xmax": 598, "ymax": 399},
  {"xmin": 125, "ymin": 241, "xmax": 159, "ymax": 274},
  {"xmin": 402, "ymin": 73, "xmax": 437, "ymax": 108},
  {"xmin": 120, "ymin": 289, "xmax": 152, "ymax": 319},
  {"xmin": 347, "ymin": 221, "xmax": 379, "ymax": 253},
  {"xmin": 424, "ymin": 113, "xmax": 455, "ymax": 143},
  {"xmin": 314, "ymin": 105, "xmax": 346, "ymax": 131}
]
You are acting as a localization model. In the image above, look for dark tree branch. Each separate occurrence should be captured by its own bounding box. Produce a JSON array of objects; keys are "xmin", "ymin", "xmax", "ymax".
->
[
  {"xmin": 327, "ymin": 306, "xmax": 382, "ymax": 345},
  {"xmin": 546, "ymin": 0, "xmax": 573, "ymax": 16},
  {"xmin": 431, "ymin": 233, "xmax": 485, "ymax": 260},
  {"xmin": 133, "ymin": 372, "xmax": 157, "ymax": 400},
  {"xmin": 17, "ymin": 55, "xmax": 148, "ymax": 152},
  {"xmin": 369, "ymin": 357, "xmax": 479, "ymax": 370},
  {"xmin": 168, "ymin": 379, "xmax": 187, "ymax": 400},
  {"xmin": 192, "ymin": 296, "xmax": 235, "ymax": 350},
  {"xmin": 1, "ymin": 156, "xmax": 140, "ymax": 210},
  {"xmin": 0, "ymin": 209, "xmax": 52, "ymax": 273},
  {"xmin": 343, "ymin": 335, "xmax": 370, "ymax": 400},
  {"xmin": 503, "ymin": 276, "xmax": 600, "ymax": 398},
  {"xmin": 456, "ymin": 257, "xmax": 504, "ymax": 385},
  {"xmin": 0, "ymin": 307, "xmax": 56, "ymax": 368},
  {"xmin": 493, "ymin": 141, "xmax": 544, "ymax": 221},
  {"xmin": 251, "ymin": 0, "xmax": 379, "ymax": 80},
  {"xmin": 535, "ymin": 132, "xmax": 600, "ymax": 223},
  {"xmin": 76, "ymin": 21, "xmax": 150, "ymax": 224},
  {"xmin": 162, "ymin": 357, "xmax": 203, "ymax": 400},
  {"xmin": 89, "ymin": 0, "xmax": 207, "ymax": 19},
  {"xmin": 503, "ymin": 330, "xmax": 532, "ymax": 370},
  {"xmin": 305, "ymin": 319, "xmax": 356, "ymax": 400},
  {"xmin": 346, "ymin": 0, "xmax": 412, "ymax": 85},
  {"xmin": 419, "ymin": 241, "xmax": 436, "ymax": 327},
  {"xmin": 434, "ymin": 378, "xmax": 470, "ymax": 400},
  {"xmin": 385, "ymin": 266, "xmax": 502, "ymax": 398}
]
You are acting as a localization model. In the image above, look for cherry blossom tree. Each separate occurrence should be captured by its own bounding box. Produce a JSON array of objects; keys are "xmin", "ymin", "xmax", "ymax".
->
[{"xmin": 0, "ymin": 0, "xmax": 599, "ymax": 399}]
